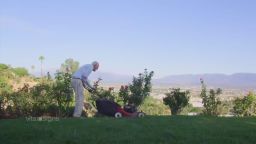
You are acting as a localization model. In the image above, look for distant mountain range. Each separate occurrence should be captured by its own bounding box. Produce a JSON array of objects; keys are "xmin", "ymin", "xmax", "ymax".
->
[
  {"xmin": 35, "ymin": 70, "xmax": 256, "ymax": 88},
  {"xmin": 92, "ymin": 72, "xmax": 256, "ymax": 89},
  {"xmin": 90, "ymin": 72, "xmax": 133, "ymax": 84},
  {"xmin": 154, "ymin": 73, "xmax": 256, "ymax": 88}
]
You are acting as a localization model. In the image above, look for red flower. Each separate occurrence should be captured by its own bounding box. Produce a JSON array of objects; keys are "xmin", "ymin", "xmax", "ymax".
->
[{"xmin": 109, "ymin": 87, "xmax": 114, "ymax": 91}]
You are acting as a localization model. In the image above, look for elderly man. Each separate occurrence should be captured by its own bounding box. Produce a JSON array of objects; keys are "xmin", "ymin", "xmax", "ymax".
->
[{"xmin": 72, "ymin": 61, "xmax": 99, "ymax": 117}]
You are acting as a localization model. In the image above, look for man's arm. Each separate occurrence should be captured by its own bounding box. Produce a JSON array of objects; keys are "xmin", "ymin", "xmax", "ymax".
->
[{"xmin": 81, "ymin": 75, "xmax": 94, "ymax": 91}]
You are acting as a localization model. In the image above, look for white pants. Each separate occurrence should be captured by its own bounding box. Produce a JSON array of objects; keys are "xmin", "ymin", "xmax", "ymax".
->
[{"xmin": 72, "ymin": 79, "xmax": 85, "ymax": 117}]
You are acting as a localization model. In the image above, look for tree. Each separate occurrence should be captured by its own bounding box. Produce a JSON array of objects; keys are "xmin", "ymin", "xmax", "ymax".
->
[
  {"xmin": 38, "ymin": 56, "xmax": 45, "ymax": 77},
  {"xmin": 163, "ymin": 88, "xmax": 190, "ymax": 115},
  {"xmin": 200, "ymin": 78, "xmax": 222, "ymax": 116},
  {"xmin": 31, "ymin": 65, "xmax": 35, "ymax": 75},
  {"xmin": 60, "ymin": 58, "xmax": 79, "ymax": 73}
]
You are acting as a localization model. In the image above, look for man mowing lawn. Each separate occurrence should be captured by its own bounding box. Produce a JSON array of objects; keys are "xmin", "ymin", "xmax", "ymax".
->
[{"xmin": 71, "ymin": 61, "xmax": 99, "ymax": 118}]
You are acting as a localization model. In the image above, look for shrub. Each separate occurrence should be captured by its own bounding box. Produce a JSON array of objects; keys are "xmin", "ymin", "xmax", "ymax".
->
[
  {"xmin": 0, "ymin": 64, "xmax": 15, "ymax": 116},
  {"xmin": 90, "ymin": 78, "xmax": 117, "ymax": 102},
  {"xmin": 8, "ymin": 84, "xmax": 34, "ymax": 116},
  {"xmin": 30, "ymin": 83, "xmax": 53, "ymax": 116},
  {"xmin": 163, "ymin": 88, "xmax": 190, "ymax": 115},
  {"xmin": 91, "ymin": 69, "xmax": 154, "ymax": 109},
  {"xmin": 200, "ymin": 79, "xmax": 222, "ymax": 116},
  {"xmin": 4, "ymin": 83, "xmax": 54, "ymax": 117},
  {"xmin": 233, "ymin": 92, "xmax": 256, "ymax": 116},
  {"xmin": 217, "ymin": 101, "xmax": 233, "ymax": 116},
  {"xmin": 12, "ymin": 67, "xmax": 29, "ymax": 77},
  {"xmin": 0, "ymin": 83, "xmax": 13, "ymax": 117},
  {"xmin": 129, "ymin": 69, "xmax": 154, "ymax": 107},
  {"xmin": 0, "ymin": 63, "xmax": 12, "ymax": 78},
  {"xmin": 0, "ymin": 71, "xmax": 75, "ymax": 118},
  {"xmin": 140, "ymin": 97, "xmax": 170, "ymax": 115},
  {"xmin": 0, "ymin": 64, "xmax": 9, "ymax": 70},
  {"xmin": 180, "ymin": 104, "xmax": 203, "ymax": 115},
  {"xmin": 119, "ymin": 85, "xmax": 129, "ymax": 105},
  {"xmin": 50, "ymin": 72, "xmax": 74, "ymax": 117},
  {"xmin": 118, "ymin": 69, "xmax": 154, "ymax": 107},
  {"xmin": 93, "ymin": 87, "xmax": 116, "ymax": 101}
]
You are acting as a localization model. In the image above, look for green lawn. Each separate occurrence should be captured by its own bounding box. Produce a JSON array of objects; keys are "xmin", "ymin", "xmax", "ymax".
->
[{"xmin": 0, "ymin": 116, "xmax": 256, "ymax": 144}]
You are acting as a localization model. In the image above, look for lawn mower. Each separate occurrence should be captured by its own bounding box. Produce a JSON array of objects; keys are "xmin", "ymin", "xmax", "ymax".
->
[
  {"xmin": 95, "ymin": 98, "xmax": 145, "ymax": 118},
  {"xmin": 86, "ymin": 78, "xmax": 145, "ymax": 118}
]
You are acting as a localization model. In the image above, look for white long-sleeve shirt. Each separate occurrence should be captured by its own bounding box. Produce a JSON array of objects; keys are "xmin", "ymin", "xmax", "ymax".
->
[{"xmin": 72, "ymin": 64, "xmax": 93, "ymax": 88}]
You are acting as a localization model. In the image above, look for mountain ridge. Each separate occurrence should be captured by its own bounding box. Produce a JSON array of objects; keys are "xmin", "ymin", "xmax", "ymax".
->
[{"xmin": 34, "ymin": 70, "xmax": 256, "ymax": 88}]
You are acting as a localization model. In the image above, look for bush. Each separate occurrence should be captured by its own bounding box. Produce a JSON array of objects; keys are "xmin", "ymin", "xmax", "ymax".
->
[
  {"xmin": 0, "ymin": 64, "xmax": 9, "ymax": 70},
  {"xmin": 90, "ymin": 78, "xmax": 117, "ymax": 102},
  {"xmin": 90, "ymin": 69, "xmax": 154, "ymax": 109},
  {"xmin": 163, "ymin": 88, "xmax": 190, "ymax": 115},
  {"xmin": 119, "ymin": 85, "xmax": 129, "ymax": 105},
  {"xmin": 118, "ymin": 69, "xmax": 154, "ymax": 107},
  {"xmin": 30, "ymin": 83, "xmax": 53, "ymax": 116},
  {"xmin": 93, "ymin": 87, "xmax": 117, "ymax": 102},
  {"xmin": 180, "ymin": 104, "xmax": 203, "ymax": 115},
  {"xmin": 0, "ymin": 71, "xmax": 75, "ymax": 118},
  {"xmin": 140, "ymin": 97, "xmax": 170, "ymax": 115},
  {"xmin": 233, "ymin": 92, "xmax": 256, "ymax": 116},
  {"xmin": 0, "ymin": 81, "xmax": 13, "ymax": 116},
  {"xmin": 200, "ymin": 79, "xmax": 222, "ymax": 116},
  {"xmin": 0, "ymin": 64, "xmax": 14, "ymax": 117},
  {"xmin": 8, "ymin": 84, "xmax": 33, "ymax": 116},
  {"xmin": 4, "ymin": 83, "xmax": 54, "ymax": 117},
  {"xmin": 128, "ymin": 69, "xmax": 154, "ymax": 107},
  {"xmin": 217, "ymin": 101, "xmax": 233, "ymax": 116},
  {"xmin": 12, "ymin": 67, "xmax": 29, "ymax": 77},
  {"xmin": 50, "ymin": 72, "xmax": 74, "ymax": 117}
]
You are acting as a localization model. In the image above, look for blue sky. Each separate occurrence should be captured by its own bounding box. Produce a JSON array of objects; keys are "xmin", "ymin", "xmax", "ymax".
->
[{"xmin": 0, "ymin": 0, "xmax": 255, "ymax": 78}]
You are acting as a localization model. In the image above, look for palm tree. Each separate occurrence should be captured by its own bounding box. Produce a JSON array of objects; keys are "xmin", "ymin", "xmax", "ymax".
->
[
  {"xmin": 31, "ymin": 65, "xmax": 35, "ymax": 76},
  {"xmin": 38, "ymin": 56, "xmax": 45, "ymax": 77}
]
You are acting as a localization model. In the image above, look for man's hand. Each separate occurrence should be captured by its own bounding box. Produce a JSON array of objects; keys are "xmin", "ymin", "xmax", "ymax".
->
[{"xmin": 87, "ymin": 87, "xmax": 96, "ymax": 93}]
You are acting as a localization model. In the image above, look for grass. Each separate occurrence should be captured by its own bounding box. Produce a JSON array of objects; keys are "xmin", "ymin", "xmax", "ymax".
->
[{"xmin": 0, "ymin": 116, "xmax": 256, "ymax": 144}]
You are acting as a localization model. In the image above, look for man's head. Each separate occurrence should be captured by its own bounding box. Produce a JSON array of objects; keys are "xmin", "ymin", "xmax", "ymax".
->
[{"xmin": 92, "ymin": 61, "xmax": 99, "ymax": 72}]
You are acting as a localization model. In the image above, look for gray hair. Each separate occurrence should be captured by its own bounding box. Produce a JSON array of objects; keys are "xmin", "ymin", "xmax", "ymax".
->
[{"xmin": 92, "ymin": 61, "xmax": 99, "ymax": 66}]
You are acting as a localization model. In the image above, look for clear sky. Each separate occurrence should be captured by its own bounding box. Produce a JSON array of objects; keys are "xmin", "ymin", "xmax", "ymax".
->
[{"xmin": 0, "ymin": 0, "xmax": 255, "ymax": 78}]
